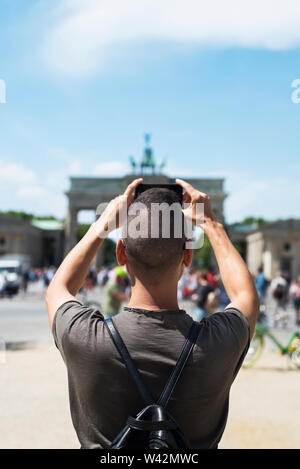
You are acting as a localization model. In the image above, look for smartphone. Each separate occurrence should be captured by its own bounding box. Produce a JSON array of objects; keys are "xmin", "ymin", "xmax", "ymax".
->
[{"xmin": 134, "ymin": 183, "xmax": 183, "ymax": 203}]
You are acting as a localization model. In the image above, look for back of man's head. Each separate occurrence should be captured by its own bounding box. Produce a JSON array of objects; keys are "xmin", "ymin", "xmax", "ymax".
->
[{"xmin": 123, "ymin": 188, "xmax": 186, "ymax": 279}]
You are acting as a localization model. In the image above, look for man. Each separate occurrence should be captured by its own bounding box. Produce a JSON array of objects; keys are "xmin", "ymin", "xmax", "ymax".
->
[
  {"xmin": 0, "ymin": 271, "xmax": 6, "ymax": 298},
  {"xmin": 46, "ymin": 178, "xmax": 259, "ymax": 449},
  {"xmin": 191, "ymin": 270, "xmax": 218, "ymax": 321},
  {"xmin": 103, "ymin": 266, "xmax": 129, "ymax": 317},
  {"xmin": 207, "ymin": 268, "xmax": 218, "ymax": 289},
  {"xmin": 289, "ymin": 276, "xmax": 300, "ymax": 326},
  {"xmin": 255, "ymin": 266, "xmax": 267, "ymax": 305},
  {"xmin": 270, "ymin": 271, "xmax": 288, "ymax": 326}
]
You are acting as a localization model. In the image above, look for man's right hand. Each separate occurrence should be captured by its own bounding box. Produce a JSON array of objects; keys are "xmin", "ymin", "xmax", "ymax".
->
[{"xmin": 176, "ymin": 178, "xmax": 217, "ymax": 230}]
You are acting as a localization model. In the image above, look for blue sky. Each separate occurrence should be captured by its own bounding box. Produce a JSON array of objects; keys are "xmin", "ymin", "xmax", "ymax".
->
[{"xmin": 1, "ymin": 0, "xmax": 300, "ymax": 223}]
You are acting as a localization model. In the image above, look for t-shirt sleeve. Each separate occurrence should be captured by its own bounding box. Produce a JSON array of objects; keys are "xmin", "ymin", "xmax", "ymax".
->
[
  {"xmin": 52, "ymin": 300, "xmax": 104, "ymax": 362},
  {"xmin": 203, "ymin": 307, "xmax": 250, "ymax": 378},
  {"xmin": 222, "ymin": 307, "xmax": 250, "ymax": 376}
]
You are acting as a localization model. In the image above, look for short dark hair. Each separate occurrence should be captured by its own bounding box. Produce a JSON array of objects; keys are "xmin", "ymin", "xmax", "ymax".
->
[{"xmin": 124, "ymin": 188, "xmax": 185, "ymax": 276}]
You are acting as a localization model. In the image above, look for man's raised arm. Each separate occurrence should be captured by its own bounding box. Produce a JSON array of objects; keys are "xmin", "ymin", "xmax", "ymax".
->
[
  {"xmin": 176, "ymin": 178, "xmax": 259, "ymax": 338},
  {"xmin": 46, "ymin": 178, "xmax": 143, "ymax": 329}
]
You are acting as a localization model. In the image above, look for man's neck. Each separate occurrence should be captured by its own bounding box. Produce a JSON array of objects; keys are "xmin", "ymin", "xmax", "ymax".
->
[{"xmin": 128, "ymin": 277, "xmax": 179, "ymax": 311}]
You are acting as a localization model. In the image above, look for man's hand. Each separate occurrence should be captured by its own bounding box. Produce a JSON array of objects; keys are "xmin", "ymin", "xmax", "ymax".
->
[
  {"xmin": 176, "ymin": 178, "xmax": 217, "ymax": 229},
  {"xmin": 94, "ymin": 178, "xmax": 143, "ymax": 238}
]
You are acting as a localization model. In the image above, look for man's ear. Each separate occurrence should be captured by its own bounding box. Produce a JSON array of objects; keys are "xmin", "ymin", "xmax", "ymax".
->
[
  {"xmin": 116, "ymin": 239, "xmax": 127, "ymax": 266},
  {"xmin": 183, "ymin": 248, "xmax": 193, "ymax": 268}
]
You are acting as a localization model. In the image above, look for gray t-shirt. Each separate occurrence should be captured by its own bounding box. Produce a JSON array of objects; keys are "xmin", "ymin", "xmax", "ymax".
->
[{"xmin": 52, "ymin": 301, "xmax": 249, "ymax": 449}]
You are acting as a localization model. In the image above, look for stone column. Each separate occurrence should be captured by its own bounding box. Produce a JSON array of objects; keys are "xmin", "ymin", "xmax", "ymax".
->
[
  {"xmin": 95, "ymin": 246, "xmax": 105, "ymax": 269},
  {"xmin": 93, "ymin": 211, "xmax": 105, "ymax": 268},
  {"xmin": 64, "ymin": 205, "xmax": 78, "ymax": 254},
  {"xmin": 295, "ymin": 240, "xmax": 300, "ymax": 277},
  {"xmin": 53, "ymin": 231, "xmax": 64, "ymax": 267},
  {"xmin": 5, "ymin": 229, "xmax": 13, "ymax": 253}
]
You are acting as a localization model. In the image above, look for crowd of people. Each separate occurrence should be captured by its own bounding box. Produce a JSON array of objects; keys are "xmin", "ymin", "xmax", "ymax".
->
[
  {"xmin": 1, "ymin": 261, "xmax": 300, "ymax": 327},
  {"xmin": 112, "ymin": 264, "xmax": 300, "ymax": 326},
  {"xmin": 85, "ymin": 264, "xmax": 300, "ymax": 326},
  {"xmin": 0, "ymin": 266, "xmax": 56, "ymax": 298},
  {"xmin": 253, "ymin": 267, "xmax": 300, "ymax": 326}
]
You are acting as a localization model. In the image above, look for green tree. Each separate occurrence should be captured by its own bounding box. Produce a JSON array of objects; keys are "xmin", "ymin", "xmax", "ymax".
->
[
  {"xmin": 103, "ymin": 238, "xmax": 117, "ymax": 265},
  {"xmin": 233, "ymin": 216, "xmax": 269, "ymax": 227},
  {"xmin": 77, "ymin": 224, "xmax": 90, "ymax": 240},
  {"xmin": 3, "ymin": 210, "xmax": 34, "ymax": 222},
  {"xmin": 77, "ymin": 224, "xmax": 116, "ymax": 266},
  {"xmin": 34, "ymin": 215, "xmax": 60, "ymax": 221},
  {"xmin": 193, "ymin": 235, "xmax": 212, "ymax": 269},
  {"xmin": 1, "ymin": 210, "xmax": 62, "ymax": 223}
]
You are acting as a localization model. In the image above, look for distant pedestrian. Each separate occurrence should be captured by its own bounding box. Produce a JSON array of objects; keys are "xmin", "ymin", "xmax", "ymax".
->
[
  {"xmin": 207, "ymin": 268, "xmax": 218, "ymax": 289},
  {"xmin": 21, "ymin": 270, "xmax": 30, "ymax": 294},
  {"xmin": 0, "ymin": 272, "xmax": 6, "ymax": 298},
  {"xmin": 86, "ymin": 268, "xmax": 96, "ymax": 290},
  {"xmin": 271, "ymin": 272, "xmax": 288, "ymax": 326},
  {"xmin": 289, "ymin": 277, "xmax": 300, "ymax": 326},
  {"xmin": 255, "ymin": 266, "xmax": 267, "ymax": 305},
  {"xmin": 103, "ymin": 266, "xmax": 129, "ymax": 318},
  {"xmin": 97, "ymin": 267, "xmax": 109, "ymax": 287},
  {"xmin": 42, "ymin": 268, "xmax": 50, "ymax": 288},
  {"xmin": 217, "ymin": 275, "xmax": 230, "ymax": 311},
  {"xmin": 192, "ymin": 270, "xmax": 218, "ymax": 321},
  {"xmin": 178, "ymin": 268, "xmax": 190, "ymax": 300}
]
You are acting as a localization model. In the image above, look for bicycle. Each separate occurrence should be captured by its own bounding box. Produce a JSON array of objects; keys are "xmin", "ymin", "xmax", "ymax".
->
[{"xmin": 243, "ymin": 313, "xmax": 300, "ymax": 369}]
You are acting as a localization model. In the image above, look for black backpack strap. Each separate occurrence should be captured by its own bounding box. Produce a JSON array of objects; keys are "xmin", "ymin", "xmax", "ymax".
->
[
  {"xmin": 158, "ymin": 321, "xmax": 201, "ymax": 407},
  {"xmin": 104, "ymin": 318, "xmax": 153, "ymax": 406}
]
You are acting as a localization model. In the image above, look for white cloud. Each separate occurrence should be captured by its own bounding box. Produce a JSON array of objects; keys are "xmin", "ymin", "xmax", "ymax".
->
[
  {"xmin": 0, "ymin": 159, "xmax": 36, "ymax": 185},
  {"xmin": 41, "ymin": 0, "xmax": 300, "ymax": 76},
  {"xmin": 167, "ymin": 164, "xmax": 300, "ymax": 222},
  {"xmin": 68, "ymin": 160, "xmax": 82, "ymax": 175},
  {"xmin": 0, "ymin": 157, "xmax": 65, "ymax": 217},
  {"xmin": 16, "ymin": 185, "xmax": 47, "ymax": 199},
  {"xmin": 94, "ymin": 160, "xmax": 129, "ymax": 176},
  {"xmin": 0, "ymin": 152, "xmax": 129, "ymax": 217},
  {"xmin": 225, "ymin": 174, "xmax": 300, "ymax": 223}
]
